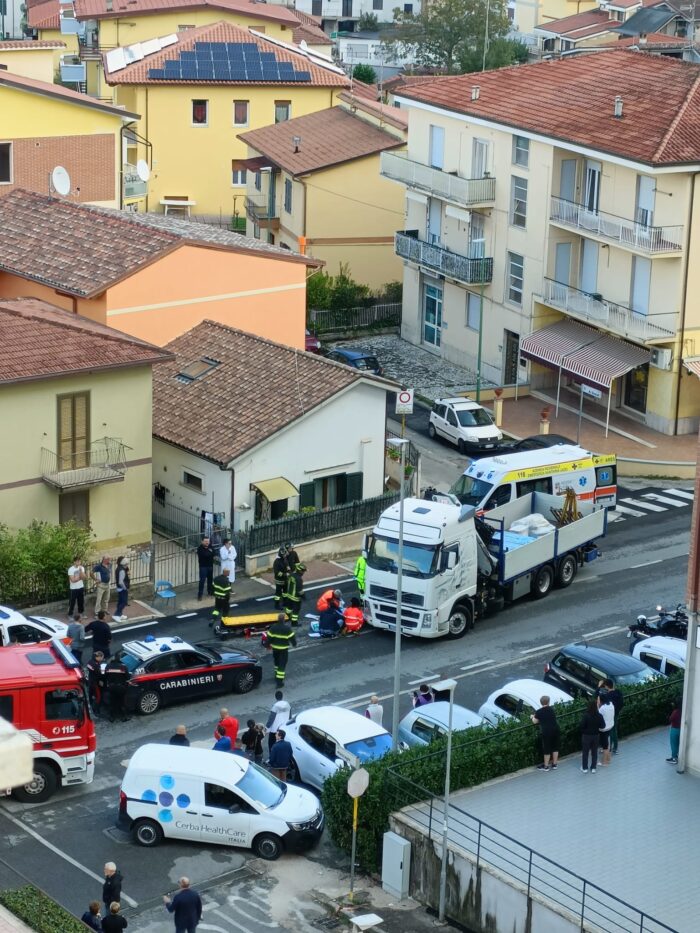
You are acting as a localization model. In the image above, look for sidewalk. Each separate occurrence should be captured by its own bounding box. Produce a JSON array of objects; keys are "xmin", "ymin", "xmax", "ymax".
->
[{"xmin": 0, "ymin": 906, "xmax": 33, "ymax": 933}]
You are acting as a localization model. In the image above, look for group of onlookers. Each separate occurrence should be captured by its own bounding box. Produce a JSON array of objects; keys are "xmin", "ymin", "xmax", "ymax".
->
[{"xmin": 67, "ymin": 554, "xmax": 130, "ymax": 623}]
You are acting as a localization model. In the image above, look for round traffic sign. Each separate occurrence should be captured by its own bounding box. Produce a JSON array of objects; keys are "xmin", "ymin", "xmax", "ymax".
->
[
  {"xmin": 398, "ymin": 390, "xmax": 412, "ymax": 404},
  {"xmin": 347, "ymin": 767, "xmax": 370, "ymax": 798}
]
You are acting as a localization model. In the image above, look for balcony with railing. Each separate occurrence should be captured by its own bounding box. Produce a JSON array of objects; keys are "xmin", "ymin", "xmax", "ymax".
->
[
  {"xmin": 123, "ymin": 164, "xmax": 148, "ymax": 200},
  {"xmin": 245, "ymin": 195, "xmax": 279, "ymax": 229},
  {"xmin": 381, "ymin": 151, "xmax": 496, "ymax": 207},
  {"xmin": 41, "ymin": 438, "xmax": 128, "ymax": 490},
  {"xmin": 550, "ymin": 197, "xmax": 684, "ymax": 256},
  {"xmin": 540, "ymin": 277, "xmax": 675, "ymax": 344},
  {"xmin": 396, "ymin": 231, "xmax": 493, "ymax": 285},
  {"xmin": 59, "ymin": 55, "xmax": 86, "ymax": 83}
]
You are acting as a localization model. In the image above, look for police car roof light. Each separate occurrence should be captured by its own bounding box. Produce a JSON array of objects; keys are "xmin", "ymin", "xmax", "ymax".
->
[
  {"xmin": 159, "ymin": 644, "xmax": 172, "ymax": 652},
  {"xmin": 144, "ymin": 634, "xmax": 156, "ymax": 642},
  {"xmin": 172, "ymin": 636, "xmax": 183, "ymax": 643}
]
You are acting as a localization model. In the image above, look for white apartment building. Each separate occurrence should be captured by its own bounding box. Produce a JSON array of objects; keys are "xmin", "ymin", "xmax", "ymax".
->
[
  {"xmin": 382, "ymin": 50, "xmax": 700, "ymax": 436},
  {"xmin": 294, "ymin": 0, "xmax": 420, "ymax": 34}
]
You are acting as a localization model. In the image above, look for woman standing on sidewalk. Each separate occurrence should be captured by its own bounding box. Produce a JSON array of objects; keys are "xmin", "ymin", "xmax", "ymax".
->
[
  {"xmin": 667, "ymin": 700, "xmax": 682, "ymax": 763},
  {"xmin": 580, "ymin": 701, "xmax": 605, "ymax": 773}
]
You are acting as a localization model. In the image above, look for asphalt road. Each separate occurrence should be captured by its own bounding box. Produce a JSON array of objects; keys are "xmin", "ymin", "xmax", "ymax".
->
[{"xmin": 0, "ymin": 505, "xmax": 691, "ymax": 926}]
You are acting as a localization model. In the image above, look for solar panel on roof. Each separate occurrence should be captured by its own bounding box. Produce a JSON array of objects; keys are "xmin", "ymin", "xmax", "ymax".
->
[
  {"xmin": 148, "ymin": 68, "xmax": 165, "ymax": 79},
  {"xmin": 259, "ymin": 52, "xmax": 276, "ymax": 62},
  {"xmin": 262, "ymin": 64, "xmax": 280, "ymax": 79},
  {"xmin": 294, "ymin": 71, "xmax": 312, "ymax": 81},
  {"xmin": 195, "ymin": 42, "xmax": 211, "ymax": 50}
]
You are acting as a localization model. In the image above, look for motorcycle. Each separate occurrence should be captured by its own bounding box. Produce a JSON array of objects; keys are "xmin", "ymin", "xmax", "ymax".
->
[{"xmin": 628, "ymin": 603, "xmax": 688, "ymax": 648}]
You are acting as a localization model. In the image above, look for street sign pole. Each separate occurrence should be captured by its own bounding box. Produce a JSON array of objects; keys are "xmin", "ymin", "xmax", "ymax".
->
[
  {"xmin": 347, "ymin": 767, "xmax": 370, "ymax": 902},
  {"xmin": 577, "ymin": 385, "xmax": 584, "ymax": 445}
]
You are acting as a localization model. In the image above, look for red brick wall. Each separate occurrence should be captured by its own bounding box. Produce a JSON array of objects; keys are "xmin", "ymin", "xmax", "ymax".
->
[{"xmin": 2, "ymin": 134, "xmax": 115, "ymax": 203}]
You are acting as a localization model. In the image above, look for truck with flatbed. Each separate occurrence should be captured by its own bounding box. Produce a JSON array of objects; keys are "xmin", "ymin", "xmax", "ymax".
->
[{"xmin": 364, "ymin": 491, "xmax": 606, "ymax": 639}]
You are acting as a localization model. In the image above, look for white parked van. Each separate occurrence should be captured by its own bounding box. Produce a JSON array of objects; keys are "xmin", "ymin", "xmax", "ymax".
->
[
  {"xmin": 632, "ymin": 636, "xmax": 686, "ymax": 676},
  {"xmin": 450, "ymin": 445, "xmax": 617, "ymax": 513},
  {"xmin": 118, "ymin": 744, "xmax": 324, "ymax": 860}
]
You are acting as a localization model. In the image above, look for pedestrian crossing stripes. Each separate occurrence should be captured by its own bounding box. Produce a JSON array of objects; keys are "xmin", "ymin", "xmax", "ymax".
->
[{"xmin": 609, "ymin": 487, "xmax": 694, "ymax": 522}]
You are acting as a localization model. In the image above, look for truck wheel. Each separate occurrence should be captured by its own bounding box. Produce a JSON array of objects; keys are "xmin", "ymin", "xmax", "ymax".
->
[
  {"xmin": 254, "ymin": 833, "xmax": 283, "ymax": 860},
  {"xmin": 532, "ymin": 565, "xmax": 554, "ymax": 599},
  {"xmin": 446, "ymin": 603, "xmax": 473, "ymax": 639},
  {"xmin": 556, "ymin": 554, "xmax": 578, "ymax": 589},
  {"xmin": 232, "ymin": 669, "xmax": 257, "ymax": 694},
  {"xmin": 134, "ymin": 819, "xmax": 163, "ymax": 847},
  {"xmin": 13, "ymin": 762, "xmax": 58, "ymax": 803},
  {"xmin": 137, "ymin": 690, "xmax": 161, "ymax": 715}
]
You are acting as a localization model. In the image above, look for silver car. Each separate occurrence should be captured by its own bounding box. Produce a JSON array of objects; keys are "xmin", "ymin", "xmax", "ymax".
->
[{"xmin": 398, "ymin": 701, "xmax": 485, "ymax": 749}]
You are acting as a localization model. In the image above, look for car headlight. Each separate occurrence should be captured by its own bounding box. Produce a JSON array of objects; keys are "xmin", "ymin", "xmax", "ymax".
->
[
  {"xmin": 287, "ymin": 821, "xmax": 306, "ymax": 832},
  {"xmin": 423, "ymin": 613, "xmax": 432, "ymax": 624},
  {"xmin": 466, "ymin": 434, "xmax": 478, "ymax": 442}
]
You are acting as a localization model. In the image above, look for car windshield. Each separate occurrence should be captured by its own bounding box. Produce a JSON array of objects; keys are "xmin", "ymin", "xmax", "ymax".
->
[
  {"xmin": 195, "ymin": 644, "xmax": 220, "ymax": 661},
  {"xmin": 236, "ymin": 762, "xmax": 286, "ymax": 809},
  {"xmin": 450, "ymin": 474, "xmax": 494, "ymax": 507},
  {"xmin": 354, "ymin": 356, "xmax": 380, "ymax": 371},
  {"xmin": 456, "ymin": 408, "xmax": 493, "ymax": 427},
  {"xmin": 344, "ymin": 733, "xmax": 393, "ymax": 763},
  {"xmin": 113, "ymin": 649, "xmax": 142, "ymax": 673},
  {"xmin": 616, "ymin": 666, "xmax": 665, "ymax": 686},
  {"xmin": 367, "ymin": 535, "xmax": 439, "ymax": 578}
]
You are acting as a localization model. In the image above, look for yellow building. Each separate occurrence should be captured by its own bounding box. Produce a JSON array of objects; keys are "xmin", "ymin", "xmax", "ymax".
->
[
  {"xmin": 0, "ymin": 39, "xmax": 66, "ymax": 82},
  {"xmin": 384, "ymin": 50, "xmax": 700, "ymax": 438},
  {"xmin": 0, "ymin": 298, "xmax": 172, "ymax": 549},
  {"xmin": 27, "ymin": 1, "xmax": 80, "ymax": 71},
  {"xmin": 0, "ymin": 69, "xmax": 140, "ymax": 208},
  {"xmin": 238, "ymin": 94, "xmax": 407, "ymax": 288},
  {"xmin": 104, "ymin": 20, "xmax": 349, "ymax": 219},
  {"xmin": 514, "ymin": 0, "xmax": 597, "ymax": 37}
]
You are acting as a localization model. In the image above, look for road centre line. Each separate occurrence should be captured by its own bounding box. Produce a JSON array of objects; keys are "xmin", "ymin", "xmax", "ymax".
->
[
  {"xmin": 520, "ymin": 643, "xmax": 555, "ymax": 654},
  {"xmin": 176, "ymin": 612, "xmax": 198, "ymax": 619},
  {"xmin": 584, "ymin": 626, "xmax": 626, "ymax": 638},
  {"xmin": 0, "ymin": 810, "xmax": 138, "ymax": 907},
  {"xmin": 629, "ymin": 560, "xmax": 663, "ymax": 569},
  {"xmin": 408, "ymin": 674, "xmax": 440, "ymax": 685},
  {"xmin": 460, "ymin": 660, "xmax": 496, "ymax": 671}
]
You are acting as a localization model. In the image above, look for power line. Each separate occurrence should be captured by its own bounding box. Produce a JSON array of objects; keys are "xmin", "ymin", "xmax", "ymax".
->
[{"xmin": 302, "ymin": 178, "xmax": 406, "ymax": 216}]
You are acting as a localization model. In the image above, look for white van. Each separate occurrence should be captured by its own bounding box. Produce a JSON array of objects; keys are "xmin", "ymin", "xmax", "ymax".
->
[
  {"xmin": 118, "ymin": 744, "xmax": 324, "ymax": 860},
  {"xmin": 450, "ymin": 445, "xmax": 617, "ymax": 513},
  {"xmin": 632, "ymin": 636, "xmax": 686, "ymax": 677}
]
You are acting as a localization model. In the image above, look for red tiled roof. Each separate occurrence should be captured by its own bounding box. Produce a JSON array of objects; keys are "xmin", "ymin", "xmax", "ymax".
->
[
  {"xmin": 0, "ymin": 38, "xmax": 66, "ymax": 48},
  {"xmin": 383, "ymin": 73, "xmax": 446, "ymax": 91},
  {"xmin": 239, "ymin": 105, "xmax": 404, "ymax": 175},
  {"xmin": 0, "ymin": 70, "xmax": 139, "ymax": 119},
  {"xmin": 0, "ymin": 298, "xmax": 172, "ymax": 385},
  {"xmin": 349, "ymin": 78, "xmax": 378, "ymax": 100},
  {"xmin": 153, "ymin": 320, "xmax": 383, "ymax": 463},
  {"xmin": 27, "ymin": 0, "xmax": 60, "ymax": 29},
  {"xmin": 291, "ymin": 10, "xmax": 329, "ymax": 46},
  {"xmin": 597, "ymin": 31, "xmax": 691, "ymax": 46},
  {"xmin": 74, "ymin": 0, "xmax": 299, "ymax": 25},
  {"xmin": 338, "ymin": 90, "xmax": 408, "ymax": 129},
  {"xmin": 536, "ymin": 8, "xmax": 617, "ymax": 36},
  {"xmin": 104, "ymin": 20, "xmax": 349, "ymax": 86},
  {"xmin": 397, "ymin": 51, "xmax": 700, "ymax": 166}
]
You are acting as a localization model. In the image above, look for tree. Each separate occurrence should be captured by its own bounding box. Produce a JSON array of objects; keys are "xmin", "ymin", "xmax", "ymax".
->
[
  {"xmin": 460, "ymin": 36, "xmax": 529, "ymax": 72},
  {"xmin": 352, "ymin": 63, "xmax": 378, "ymax": 84},
  {"xmin": 383, "ymin": 0, "xmax": 511, "ymax": 74},
  {"xmin": 357, "ymin": 11, "xmax": 379, "ymax": 30}
]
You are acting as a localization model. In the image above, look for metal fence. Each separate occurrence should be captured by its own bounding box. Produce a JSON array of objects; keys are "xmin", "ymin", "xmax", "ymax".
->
[
  {"xmin": 309, "ymin": 303, "xmax": 401, "ymax": 335},
  {"xmin": 152, "ymin": 497, "xmax": 246, "ymax": 567},
  {"xmin": 247, "ymin": 490, "xmax": 399, "ymax": 555},
  {"xmin": 385, "ymin": 429, "xmax": 420, "ymax": 471}
]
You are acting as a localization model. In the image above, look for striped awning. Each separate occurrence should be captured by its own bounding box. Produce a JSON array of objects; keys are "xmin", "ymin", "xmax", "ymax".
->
[
  {"xmin": 683, "ymin": 358, "xmax": 700, "ymax": 378},
  {"xmin": 521, "ymin": 320, "xmax": 651, "ymax": 391}
]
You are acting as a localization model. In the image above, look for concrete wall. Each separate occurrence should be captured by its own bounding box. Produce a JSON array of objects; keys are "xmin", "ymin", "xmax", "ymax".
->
[
  {"xmin": 245, "ymin": 526, "xmax": 368, "ymax": 573},
  {"xmin": 152, "ymin": 437, "xmax": 233, "ymax": 524}
]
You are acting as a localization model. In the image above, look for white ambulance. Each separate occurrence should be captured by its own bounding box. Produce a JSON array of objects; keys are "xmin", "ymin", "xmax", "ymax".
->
[
  {"xmin": 118, "ymin": 744, "xmax": 323, "ymax": 860},
  {"xmin": 450, "ymin": 445, "xmax": 617, "ymax": 513}
]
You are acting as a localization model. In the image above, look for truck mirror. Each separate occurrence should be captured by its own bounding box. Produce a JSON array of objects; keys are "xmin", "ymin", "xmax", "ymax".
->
[
  {"xmin": 447, "ymin": 552, "xmax": 457, "ymax": 570},
  {"xmin": 362, "ymin": 533, "xmax": 369, "ymax": 552}
]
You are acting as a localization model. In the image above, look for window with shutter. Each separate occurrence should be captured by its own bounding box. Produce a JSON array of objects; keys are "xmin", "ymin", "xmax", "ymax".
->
[
  {"xmin": 344, "ymin": 471, "xmax": 363, "ymax": 503},
  {"xmin": 299, "ymin": 482, "xmax": 315, "ymax": 508},
  {"xmin": 57, "ymin": 392, "xmax": 89, "ymax": 470}
]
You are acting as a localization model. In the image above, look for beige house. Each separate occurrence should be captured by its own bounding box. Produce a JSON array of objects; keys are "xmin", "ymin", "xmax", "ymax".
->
[
  {"xmin": 385, "ymin": 50, "xmax": 700, "ymax": 437},
  {"xmin": 238, "ymin": 94, "xmax": 407, "ymax": 288}
]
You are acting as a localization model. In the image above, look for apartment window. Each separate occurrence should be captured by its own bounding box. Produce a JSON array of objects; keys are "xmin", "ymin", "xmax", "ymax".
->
[
  {"xmin": 284, "ymin": 178, "xmax": 293, "ymax": 213},
  {"xmin": 512, "ymin": 135, "xmax": 529, "ymax": 168},
  {"xmin": 423, "ymin": 282, "xmax": 442, "ymax": 347},
  {"xmin": 231, "ymin": 169, "xmax": 247, "ymax": 186},
  {"xmin": 0, "ymin": 142, "xmax": 11, "ymax": 184},
  {"xmin": 275, "ymin": 100, "xmax": 291, "ymax": 123},
  {"xmin": 178, "ymin": 23, "xmax": 195, "ymax": 29},
  {"xmin": 254, "ymin": 171, "xmax": 262, "ymax": 191},
  {"xmin": 631, "ymin": 256, "xmax": 651, "ymax": 315},
  {"xmin": 233, "ymin": 100, "xmax": 249, "ymax": 126},
  {"xmin": 373, "ymin": 0, "xmax": 383, "ymax": 8},
  {"xmin": 510, "ymin": 176, "xmax": 527, "ymax": 228},
  {"xmin": 507, "ymin": 252, "xmax": 524, "ymax": 305},
  {"xmin": 192, "ymin": 99, "xmax": 208, "ymax": 126},
  {"xmin": 183, "ymin": 470, "xmax": 204, "ymax": 492},
  {"xmin": 404, "ymin": 2, "xmax": 413, "ymax": 10},
  {"xmin": 57, "ymin": 392, "xmax": 89, "ymax": 471},
  {"xmin": 429, "ymin": 125, "xmax": 445, "ymax": 170},
  {"xmin": 466, "ymin": 292, "xmax": 481, "ymax": 331},
  {"xmin": 312, "ymin": 0, "xmax": 322, "ymax": 13}
]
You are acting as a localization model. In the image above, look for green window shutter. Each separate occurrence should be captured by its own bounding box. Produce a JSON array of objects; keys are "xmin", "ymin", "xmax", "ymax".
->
[
  {"xmin": 345, "ymin": 472, "xmax": 363, "ymax": 503},
  {"xmin": 299, "ymin": 482, "xmax": 315, "ymax": 509}
]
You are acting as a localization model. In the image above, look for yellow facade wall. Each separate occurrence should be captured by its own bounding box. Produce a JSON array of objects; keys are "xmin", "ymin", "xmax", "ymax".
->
[
  {"xmin": 0, "ymin": 47, "xmax": 56, "ymax": 82},
  {"xmin": 515, "ymin": 0, "xmax": 596, "ymax": 32},
  {"xmin": 0, "ymin": 367, "xmax": 154, "ymax": 549},
  {"xmin": 117, "ymin": 83, "xmax": 341, "ymax": 217},
  {"xmin": 35, "ymin": 28, "xmax": 79, "ymax": 70}
]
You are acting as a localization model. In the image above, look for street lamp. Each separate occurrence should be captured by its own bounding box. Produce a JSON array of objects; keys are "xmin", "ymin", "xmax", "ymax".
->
[
  {"xmin": 433, "ymin": 676, "xmax": 458, "ymax": 923},
  {"xmin": 386, "ymin": 436, "xmax": 410, "ymax": 752}
]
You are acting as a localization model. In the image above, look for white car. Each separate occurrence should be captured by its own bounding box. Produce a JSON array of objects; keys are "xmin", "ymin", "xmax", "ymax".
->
[
  {"xmin": 478, "ymin": 678, "xmax": 573, "ymax": 726},
  {"xmin": 428, "ymin": 397, "xmax": 502, "ymax": 454},
  {"xmin": 0, "ymin": 606, "xmax": 68, "ymax": 648},
  {"xmin": 284, "ymin": 706, "xmax": 392, "ymax": 790},
  {"xmin": 632, "ymin": 636, "xmax": 686, "ymax": 676},
  {"xmin": 398, "ymin": 702, "xmax": 485, "ymax": 749}
]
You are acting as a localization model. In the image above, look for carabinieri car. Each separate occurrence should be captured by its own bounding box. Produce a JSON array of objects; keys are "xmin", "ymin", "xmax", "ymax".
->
[{"xmin": 110, "ymin": 635, "xmax": 262, "ymax": 715}]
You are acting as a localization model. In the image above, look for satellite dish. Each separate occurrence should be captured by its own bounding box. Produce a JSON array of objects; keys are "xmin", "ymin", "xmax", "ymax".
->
[
  {"xmin": 136, "ymin": 159, "xmax": 151, "ymax": 182},
  {"xmin": 50, "ymin": 165, "xmax": 71, "ymax": 197}
]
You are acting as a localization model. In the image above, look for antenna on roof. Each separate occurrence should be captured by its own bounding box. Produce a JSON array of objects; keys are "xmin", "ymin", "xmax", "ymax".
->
[
  {"xmin": 49, "ymin": 165, "xmax": 71, "ymax": 198},
  {"xmin": 136, "ymin": 159, "xmax": 151, "ymax": 182},
  {"xmin": 293, "ymin": 136, "xmax": 301, "ymax": 153},
  {"xmin": 471, "ymin": 85, "xmax": 480, "ymax": 101},
  {"xmin": 613, "ymin": 95, "xmax": 623, "ymax": 118}
]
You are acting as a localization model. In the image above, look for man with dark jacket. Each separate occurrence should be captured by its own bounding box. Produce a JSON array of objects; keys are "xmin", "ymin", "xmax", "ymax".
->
[
  {"xmin": 272, "ymin": 548, "xmax": 288, "ymax": 609},
  {"xmin": 196, "ymin": 537, "xmax": 215, "ymax": 600},
  {"xmin": 269, "ymin": 729, "xmax": 293, "ymax": 781},
  {"xmin": 212, "ymin": 568, "xmax": 232, "ymax": 620},
  {"xmin": 169, "ymin": 725, "xmax": 190, "ymax": 746},
  {"xmin": 102, "ymin": 863, "xmax": 123, "ymax": 916},
  {"xmin": 164, "ymin": 876, "xmax": 202, "ymax": 932},
  {"xmin": 104, "ymin": 656, "xmax": 130, "ymax": 722},
  {"xmin": 86, "ymin": 651, "xmax": 105, "ymax": 713},
  {"xmin": 283, "ymin": 562, "xmax": 306, "ymax": 626},
  {"xmin": 85, "ymin": 611, "xmax": 112, "ymax": 659},
  {"xmin": 318, "ymin": 603, "xmax": 344, "ymax": 638},
  {"xmin": 266, "ymin": 613, "xmax": 296, "ymax": 685}
]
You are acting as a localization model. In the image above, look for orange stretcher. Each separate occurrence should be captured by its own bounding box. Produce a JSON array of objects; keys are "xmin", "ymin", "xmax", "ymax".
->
[{"xmin": 213, "ymin": 611, "xmax": 280, "ymax": 639}]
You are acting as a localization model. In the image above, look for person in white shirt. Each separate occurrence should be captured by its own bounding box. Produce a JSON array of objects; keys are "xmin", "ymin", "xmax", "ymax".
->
[
  {"xmin": 67, "ymin": 556, "xmax": 86, "ymax": 616},
  {"xmin": 365, "ymin": 695, "xmax": 384, "ymax": 726},
  {"xmin": 219, "ymin": 538, "xmax": 237, "ymax": 583},
  {"xmin": 598, "ymin": 695, "xmax": 615, "ymax": 767},
  {"xmin": 265, "ymin": 690, "xmax": 291, "ymax": 755}
]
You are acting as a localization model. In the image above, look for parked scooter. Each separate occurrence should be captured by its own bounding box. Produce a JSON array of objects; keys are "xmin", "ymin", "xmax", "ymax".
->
[{"xmin": 628, "ymin": 603, "xmax": 688, "ymax": 648}]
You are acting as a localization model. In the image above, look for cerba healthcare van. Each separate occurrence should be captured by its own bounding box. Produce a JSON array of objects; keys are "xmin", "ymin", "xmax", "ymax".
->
[{"xmin": 119, "ymin": 744, "xmax": 324, "ymax": 860}]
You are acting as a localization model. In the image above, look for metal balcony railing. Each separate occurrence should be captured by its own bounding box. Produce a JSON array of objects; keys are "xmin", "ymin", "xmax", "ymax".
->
[
  {"xmin": 550, "ymin": 197, "xmax": 684, "ymax": 255},
  {"xmin": 381, "ymin": 151, "xmax": 496, "ymax": 206},
  {"xmin": 396, "ymin": 231, "xmax": 493, "ymax": 285},
  {"xmin": 59, "ymin": 55, "xmax": 86, "ymax": 83},
  {"xmin": 41, "ymin": 437, "xmax": 128, "ymax": 490},
  {"xmin": 542, "ymin": 278, "xmax": 675, "ymax": 343},
  {"xmin": 245, "ymin": 195, "xmax": 279, "ymax": 223},
  {"xmin": 123, "ymin": 165, "xmax": 148, "ymax": 199}
]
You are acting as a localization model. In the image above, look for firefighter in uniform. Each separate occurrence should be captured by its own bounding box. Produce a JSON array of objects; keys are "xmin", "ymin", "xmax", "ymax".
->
[
  {"xmin": 265, "ymin": 612, "xmax": 297, "ymax": 685},
  {"xmin": 284, "ymin": 561, "xmax": 306, "ymax": 626},
  {"xmin": 212, "ymin": 568, "xmax": 232, "ymax": 620},
  {"xmin": 272, "ymin": 548, "xmax": 288, "ymax": 609}
]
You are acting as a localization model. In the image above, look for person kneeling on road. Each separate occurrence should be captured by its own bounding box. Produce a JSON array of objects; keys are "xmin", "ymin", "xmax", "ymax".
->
[
  {"xmin": 318, "ymin": 601, "xmax": 344, "ymax": 638},
  {"xmin": 341, "ymin": 597, "xmax": 364, "ymax": 635}
]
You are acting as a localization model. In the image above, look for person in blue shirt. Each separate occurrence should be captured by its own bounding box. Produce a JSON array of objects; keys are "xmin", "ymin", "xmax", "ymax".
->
[
  {"xmin": 163, "ymin": 877, "xmax": 202, "ymax": 933},
  {"xmin": 269, "ymin": 729, "xmax": 293, "ymax": 781},
  {"xmin": 212, "ymin": 725, "xmax": 232, "ymax": 752}
]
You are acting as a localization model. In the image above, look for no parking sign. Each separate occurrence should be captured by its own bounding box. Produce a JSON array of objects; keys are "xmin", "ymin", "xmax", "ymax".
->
[{"xmin": 395, "ymin": 388, "xmax": 414, "ymax": 415}]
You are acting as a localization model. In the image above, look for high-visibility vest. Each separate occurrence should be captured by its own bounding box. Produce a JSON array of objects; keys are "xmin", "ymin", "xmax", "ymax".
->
[
  {"xmin": 354, "ymin": 556, "xmax": 366, "ymax": 590},
  {"xmin": 316, "ymin": 589, "xmax": 336, "ymax": 612},
  {"xmin": 343, "ymin": 607, "xmax": 364, "ymax": 633}
]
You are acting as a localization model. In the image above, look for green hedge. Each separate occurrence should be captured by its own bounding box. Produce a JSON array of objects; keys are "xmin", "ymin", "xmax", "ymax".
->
[
  {"xmin": 0, "ymin": 885, "xmax": 88, "ymax": 933},
  {"xmin": 321, "ymin": 675, "xmax": 683, "ymax": 873}
]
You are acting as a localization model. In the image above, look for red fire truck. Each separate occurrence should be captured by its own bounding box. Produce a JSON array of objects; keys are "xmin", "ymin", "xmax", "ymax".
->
[{"xmin": 0, "ymin": 639, "xmax": 96, "ymax": 802}]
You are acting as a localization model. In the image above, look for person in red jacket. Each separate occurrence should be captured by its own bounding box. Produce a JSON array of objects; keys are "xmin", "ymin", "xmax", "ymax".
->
[
  {"xmin": 214, "ymin": 707, "xmax": 239, "ymax": 744},
  {"xmin": 316, "ymin": 589, "xmax": 342, "ymax": 613},
  {"xmin": 342, "ymin": 597, "xmax": 364, "ymax": 635}
]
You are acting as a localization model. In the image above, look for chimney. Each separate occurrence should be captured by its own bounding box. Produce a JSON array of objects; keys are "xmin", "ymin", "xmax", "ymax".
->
[
  {"xmin": 106, "ymin": 0, "xmax": 113, "ymax": 10},
  {"xmin": 293, "ymin": 135, "xmax": 301, "ymax": 153},
  {"xmin": 471, "ymin": 85, "xmax": 480, "ymax": 101},
  {"xmin": 614, "ymin": 95, "xmax": 623, "ymax": 118}
]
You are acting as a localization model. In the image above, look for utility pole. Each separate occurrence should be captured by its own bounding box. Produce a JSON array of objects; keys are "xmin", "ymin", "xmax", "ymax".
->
[{"xmin": 678, "ymin": 425, "xmax": 700, "ymax": 774}]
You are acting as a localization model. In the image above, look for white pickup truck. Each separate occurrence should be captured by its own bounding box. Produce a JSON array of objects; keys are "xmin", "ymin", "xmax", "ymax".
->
[{"xmin": 364, "ymin": 491, "xmax": 606, "ymax": 640}]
